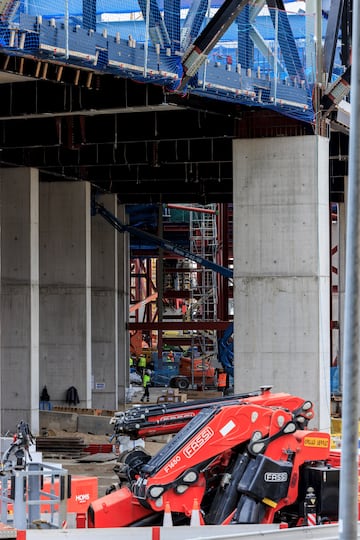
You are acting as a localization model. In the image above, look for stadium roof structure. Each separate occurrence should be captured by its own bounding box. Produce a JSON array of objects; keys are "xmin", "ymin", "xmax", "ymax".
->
[{"xmin": 0, "ymin": 0, "xmax": 350, "ymax": 202}]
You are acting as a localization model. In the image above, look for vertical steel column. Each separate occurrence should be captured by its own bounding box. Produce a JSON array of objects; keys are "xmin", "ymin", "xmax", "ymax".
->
[
  {"xmin": 323, "ymin": 0, "xmax": 344, "ymax": 84},
  {"xmin": 0, "ymin": 476, "xmax": 8, "ymax": 523},
  {"xmin": 339, "ymin": 2, "xmax": 360, "ymax": 538},
  {"xmin": 216, "ymin": 203, "xmax": 230, "ymax": 323},
  {"xmin": 144, "ymin": 0, "xmax": 150, "ymax": 77},
  {"xmin": 28, "ymin": 463, "xmax": 41, "ymax": 525},
  {"xmin": 65, "ymin": 0, "xmax": 69, "ymax": 59},
  {"xmin": 157, "ymin": 205, "xmax": 164, "ymax": 363},
  {"xmin": 13, "ymin": 473, "xmax": 26, "ymax": 530}
]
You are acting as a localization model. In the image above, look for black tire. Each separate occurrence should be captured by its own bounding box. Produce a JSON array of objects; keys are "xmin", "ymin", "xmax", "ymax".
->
[{"xmin": 176, "ymin": 378, "xmax": 190, "ymax": 390}]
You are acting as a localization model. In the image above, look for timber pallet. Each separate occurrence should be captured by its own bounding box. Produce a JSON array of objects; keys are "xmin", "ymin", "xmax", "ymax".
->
[{"xmin": 36, "ymin": 436, "xmax": 87, "ymax": 458}]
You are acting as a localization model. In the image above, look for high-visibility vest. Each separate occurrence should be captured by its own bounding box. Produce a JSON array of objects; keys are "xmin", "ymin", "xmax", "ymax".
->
[
  {"xmin": 138, "ymin": 356, "xmax": 146, "ymax": 368},
  {"xmin": 129, "ymin": 357, "xmax": 134, "ymax": 366},
  {"xmin": 217, "ymin": 372, "xmax": 227, "ymax": 388},
  {"xmin": 143, "ymin": 373, "xmax": 151, "ymax": 387}
]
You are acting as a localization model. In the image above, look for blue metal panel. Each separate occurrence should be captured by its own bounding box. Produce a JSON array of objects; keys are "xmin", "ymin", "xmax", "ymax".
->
[
  {"xmin": 107, "ymin": 36, "xmax": 180, "ymax": 83},
  {"xmin": 83, "ymin": 0, "xmax": 96, "ymax": 31},
  {"xmin": 164, "ymin": 0, "xmax": 180, "ymax": 52},
  {"xmin": 37, "ymin": 18, "xmax": 97, "ymax": 63},
  {"xmin": 266, "ymin": 0, "xmax": 306, "ymax": 82},
  {"xmin": 195, "ymin": 62, "xmax": 313, "ymax": 122},
  {"xmin": 237, "ymin": 6, "xmax": 253, "ymax": 70}
]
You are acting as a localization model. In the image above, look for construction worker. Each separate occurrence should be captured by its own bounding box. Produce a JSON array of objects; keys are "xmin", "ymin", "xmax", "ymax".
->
[
  {"xmin": 140, "ymin": 369, "xmax": 152, "ymax": 402},
  {"xmin": 166, "ymin": 350, "xmax": 175, "ymax": 363},
  {"xmin": 217, "ymin": 369, "xmax": 227, "ymax": 395},
  {"xmin": 138, "ymin": 353, "xmax": 147, "ymax": 374},
  {"xmin": 181, "ymin": 302, "xmax": 187, "ymax": 321},
  {"xmin": 129, "ymin": 355, "xmax": 137, "ymax": 372}
]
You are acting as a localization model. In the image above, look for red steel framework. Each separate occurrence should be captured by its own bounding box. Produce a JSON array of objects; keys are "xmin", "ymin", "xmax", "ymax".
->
[{"xmin": 128, "ymin": 203, "xmax": 233, "ymax": 356}]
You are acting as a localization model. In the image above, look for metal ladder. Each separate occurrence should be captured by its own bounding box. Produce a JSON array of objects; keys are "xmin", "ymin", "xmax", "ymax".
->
[{"xmin": 189, "ymin": 205, "xmax": 219, "ymax": 364}]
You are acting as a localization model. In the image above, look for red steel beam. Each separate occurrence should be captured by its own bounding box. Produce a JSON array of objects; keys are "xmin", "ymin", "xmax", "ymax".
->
[
  {"xmin": 167, "ymin": 203, "xmax": 217, "ymax": 215},
  {"xmin": 127, "ymin": 321, "xmax": 231, "ymax": 331}
]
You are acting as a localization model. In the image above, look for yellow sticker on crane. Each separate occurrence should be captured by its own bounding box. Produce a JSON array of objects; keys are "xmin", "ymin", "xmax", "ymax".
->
[{"xmin": 304, "ymin": 437, "xmax": 329, "ymax": 448}]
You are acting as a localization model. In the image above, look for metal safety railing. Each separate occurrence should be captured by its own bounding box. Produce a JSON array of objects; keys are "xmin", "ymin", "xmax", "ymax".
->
[
  {"xmin": 0, "ymin": 1, "xmax": 318, "ymax": 122},
  {"xmin": 0, "ymin": 462, "xmax": 69, "ymax": 530}
]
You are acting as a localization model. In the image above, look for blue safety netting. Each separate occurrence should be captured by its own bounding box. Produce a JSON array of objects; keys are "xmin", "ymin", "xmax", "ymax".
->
[{"xmin": 0, "ymin": 1, "xmax": 343, "ymax": 123}]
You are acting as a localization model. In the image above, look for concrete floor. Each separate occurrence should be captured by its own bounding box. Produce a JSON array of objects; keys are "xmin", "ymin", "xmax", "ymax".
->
[{"xmin": 53, "ymin": 455, "xmax": 118, "ymax": 498}]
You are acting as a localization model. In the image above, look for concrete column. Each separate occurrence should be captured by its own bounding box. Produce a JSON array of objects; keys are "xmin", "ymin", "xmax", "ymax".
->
[
  {"xmin": 0, "ymin": 168, "xmax": 39, "ymax": 433},
  {"xmin": 117, "ymin": 204, "xmax": 130, "ymax": 406},
  {"xmin": 91, "ymin": 194, "xmax": 118, "ymax": 410},
  {"xmin": 233, "ymin": 135, "xmax": 330, "ymax": 430},
  {"xmin": 40, "ymin": 182, "xmax": 91, "ymax": 408}
]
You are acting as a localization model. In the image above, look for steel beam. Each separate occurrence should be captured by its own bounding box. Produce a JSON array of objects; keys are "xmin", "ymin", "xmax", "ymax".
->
[
  {"xmin": 323, "ymin": 0, "xmax": 345, "ymax": 84},
  {"xmin": 128, "ymin": 321, "xmax": 231, "ymax": 331},
  {"xmin": 180, "ymin": 0, "xmax": 249, "ymax": 89},
  {"xmin": 266, "ymin": 0, "xmax": 306, "ymax": 82}
]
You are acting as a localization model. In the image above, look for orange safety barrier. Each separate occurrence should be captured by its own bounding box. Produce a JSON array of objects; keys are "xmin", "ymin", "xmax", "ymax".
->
[
  {"xmin": 42, "ymin": 475, "xmax": 98, "ymax": 514},
  {"xmin": 7, "ymin": 476, "xmax": 98, "ymax": 516}
]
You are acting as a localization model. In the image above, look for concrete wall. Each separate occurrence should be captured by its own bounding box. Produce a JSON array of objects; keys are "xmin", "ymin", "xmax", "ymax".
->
[
  {"xmin": 39, "ymin": 410, "xmax": 112, "ymax": 436},
  {"xmin": 0, "ymin": 168, "xmax": 39, "ymax": 433},
  {"xmin": 233, "ymin": 135, "xmax": 330, "ymax": 430}
]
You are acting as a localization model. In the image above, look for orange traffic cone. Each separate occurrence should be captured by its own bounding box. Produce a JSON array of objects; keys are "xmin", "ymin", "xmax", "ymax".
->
[
  {"xmin": 163, "ymin": 501, "xmax": 174, "ymax": 527},
  {"xmin": 190, "ymin": 498, "xmax": 202, "ymax": 526}
]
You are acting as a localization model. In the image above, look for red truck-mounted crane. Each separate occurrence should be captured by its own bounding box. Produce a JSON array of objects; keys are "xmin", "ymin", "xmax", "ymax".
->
[{"xmin": 88, "ymin": 387, "xmax": 350, "ymax": 529}]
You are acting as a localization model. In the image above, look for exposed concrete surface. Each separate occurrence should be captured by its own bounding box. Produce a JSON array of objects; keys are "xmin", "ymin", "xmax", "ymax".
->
[
  {"xmin": 77, "ymin": 415, "xmax": 113, "ymax": 436},
  {"xmin": 233, "ymin": 135, "xmax": 331, "ymax": 430},
  {"xmin": 39, "ymin": 411, "xmax": 112, "ymax": 436},
  {"xmin": 39, "ymin": 411, "xmax": 78, "ymax": 433}
]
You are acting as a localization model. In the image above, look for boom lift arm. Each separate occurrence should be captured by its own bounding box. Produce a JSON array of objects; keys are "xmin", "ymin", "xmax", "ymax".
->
[
  {"xmin": 110, "ymin": 386, "xmax": 313, "ymax": 440},
  {"xmin": 93, "ymin": 201, "xmax": 233, "ymax": 279}
]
